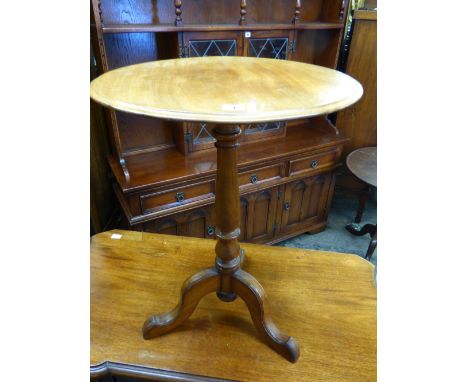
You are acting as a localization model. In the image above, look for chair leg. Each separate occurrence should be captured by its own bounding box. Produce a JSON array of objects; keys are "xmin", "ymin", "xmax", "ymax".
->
[{"xmin": 355, "ymin": 186, "xmax": 369, "ymax": 223}]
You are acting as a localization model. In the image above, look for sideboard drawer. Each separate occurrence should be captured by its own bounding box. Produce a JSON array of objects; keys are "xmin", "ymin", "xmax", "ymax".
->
[
  {"xmin": 238, "ymin": 163, "xmax": 283, "ymax": 188},
  {"xmin": 289, "ymin": 150, "xmax": 337, "ymax": 176},
  {"xmin": 140, "ymin": 181, "xmax": 215, "ymax": 214}
]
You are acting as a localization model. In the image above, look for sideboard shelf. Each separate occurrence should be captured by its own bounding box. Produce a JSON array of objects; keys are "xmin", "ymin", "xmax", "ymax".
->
[
  {"xmin": 109, "ymin": 117, "xmax": 345, "ymax": 193},
  {"xmin": 102, "ymin": 22, "xmax": 344, "ymax": 34}
]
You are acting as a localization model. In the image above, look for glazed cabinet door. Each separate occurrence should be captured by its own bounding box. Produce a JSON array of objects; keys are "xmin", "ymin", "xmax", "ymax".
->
[
  {"xmin": 238, "ymin": 186, "xmax": 279, "ymax": 243},
  {"xmin": 240, "ymin": 30, "xmax": 295, "ymax": 143},
  {"xmin": 243, "ymin": 30, "xmax": 295, "ymax": 60},
  {"xmin": 279, "ymin": 173, "xmax": 332, "ymax": 235},
  {"xmin": 142, "ymin": 205, "xmax": 216, "ymax": 239},
  {"xmin": 180, "ymin": 31, "xmax": 243, "ymax": 153}
]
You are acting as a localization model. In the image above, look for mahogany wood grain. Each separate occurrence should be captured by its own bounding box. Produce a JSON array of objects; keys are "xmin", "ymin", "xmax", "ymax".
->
[{"xmin": 91, "ymin": 230, "xmax": 376, "ymax": 381}]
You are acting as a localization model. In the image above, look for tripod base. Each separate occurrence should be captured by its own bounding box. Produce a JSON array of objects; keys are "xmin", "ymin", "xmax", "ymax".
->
[{"xmin": 143, "ymin": 266, "xmax": 299, "ymax": 363}]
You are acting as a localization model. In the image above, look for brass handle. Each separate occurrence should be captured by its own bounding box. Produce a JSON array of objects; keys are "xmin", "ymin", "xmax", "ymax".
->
[
  {"xmin": 284, "ymin": 202, "xmax": 290, "ymax": 211},
  {"xmin": 207, "ymin": 226, "xmax": 215, "ymax": 236},
  {"xmin": 175, "ymin": 191, "xmax": 185, "ymax": 202},
  {"xmin": 310, "ymin": 159, "xmax": 318, "ymax": 168},
  {"xmin": 250, "ymin": 174, "xmax": 258, "ymax": 184}
]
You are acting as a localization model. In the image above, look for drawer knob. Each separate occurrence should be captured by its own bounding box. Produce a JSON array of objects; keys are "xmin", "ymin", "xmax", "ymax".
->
[
  {"xmin": 207, "ymin": 226, "xmax": 215, "ymax": 236},
  {"xmin": 175, "ymin": 191, "xmax": 185, "ymax": 202},
  {"xmin": 250, "ymin": 174, "xmax": 258, "ymax": 184},
  {"xmin": 284, "ymin": 201, "xmax": 290, "ymax": 211},
  {"xmin": 310, "ymin": 159, "xmax": 318, "ymax": 168}
]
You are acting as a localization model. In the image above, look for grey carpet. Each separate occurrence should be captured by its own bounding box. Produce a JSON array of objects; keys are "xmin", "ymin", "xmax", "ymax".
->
[{"xmin": 276, "ymin": 191, "xmax": 377, "ymax": 266}]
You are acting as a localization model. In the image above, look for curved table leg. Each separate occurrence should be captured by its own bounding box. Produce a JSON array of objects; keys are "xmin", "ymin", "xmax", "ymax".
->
[
  {"xmin": 143, "ymin": 267, "xmax": 220, "ymax": 338},
  {"xmin": 345, "ymin": 223, "xmax": 376, "ymax": 237},
  {"xmin": 346, "ymin": 223, "xmax": 377, "ymax": 261},
  {"xmin": 231, "ymin": 269, "xmax": 300, "ymax": 363}
]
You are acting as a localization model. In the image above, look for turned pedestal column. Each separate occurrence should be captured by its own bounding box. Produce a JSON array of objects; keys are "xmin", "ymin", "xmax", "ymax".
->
[{"xmin": 142, "ymin": 124, "xmax": 299, "ymax": 362}]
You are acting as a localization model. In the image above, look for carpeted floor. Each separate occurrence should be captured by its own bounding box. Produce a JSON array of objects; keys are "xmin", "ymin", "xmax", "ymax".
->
[{"xmin": 276, "ymin": 191, "xmax": 377, "ymax": 266}]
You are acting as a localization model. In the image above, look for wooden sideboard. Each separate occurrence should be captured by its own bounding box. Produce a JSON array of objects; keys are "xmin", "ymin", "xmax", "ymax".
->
[{"xmin": 90, "ymin": 0, "xmax": 351, "ymax": 243}]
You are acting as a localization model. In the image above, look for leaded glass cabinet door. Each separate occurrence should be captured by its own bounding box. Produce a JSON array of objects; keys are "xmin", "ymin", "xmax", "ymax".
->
[
  {"xmin": 241, "ymin": 30, "xmax": 296, "ymax": 143},
  {"xmin": 181, "ymin": 31, "xmax": 243, "ymax": 152}
]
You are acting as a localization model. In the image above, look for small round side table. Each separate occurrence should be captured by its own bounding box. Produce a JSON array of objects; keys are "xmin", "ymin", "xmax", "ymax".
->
[
  {"xmin": 90, "ymin": 56, "xmax": 363, "ymax": 363},
  {"xmin": 345, "ymin": 147, "xmax": 377, "ymax": 260}
]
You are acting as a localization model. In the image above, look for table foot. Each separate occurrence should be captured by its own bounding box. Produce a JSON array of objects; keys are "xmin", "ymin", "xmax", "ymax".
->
[
  {"xmin": 345, "ymin": 223, "xmax": 377, "ymax": 261},
  {"xmin": 346, "ymin": 223, "xmax": 376, "ymax": 237},
  {"xmin": 232, "ymin": 269, "xmax": 300, "ymax": 363},
  {"xmin": 142, "ymin": 267, "xmax": 220, "ymax": 339}
]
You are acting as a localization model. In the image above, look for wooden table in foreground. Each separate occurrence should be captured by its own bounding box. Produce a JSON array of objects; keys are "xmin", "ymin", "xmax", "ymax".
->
[{"xmin": 91, "ymin": 230, "xmax": 376, "ymax": 382}]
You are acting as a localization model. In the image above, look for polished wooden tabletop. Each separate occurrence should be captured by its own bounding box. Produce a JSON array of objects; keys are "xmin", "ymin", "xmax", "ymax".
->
[
  {"xmin": 90, "ymin": 57, "xmax": 363, "ymax": 123},
  {"xmin": 91, "ymin": 230, "xmax": 376, "ymax": 381},
  {"xmin": 346, "ymin": 147, "xmax": 377, "ymax": 188}
]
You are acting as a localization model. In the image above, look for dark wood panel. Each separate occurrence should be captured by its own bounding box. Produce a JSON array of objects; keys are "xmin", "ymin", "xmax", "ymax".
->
[
  {"xmin": 181, "ymin": 0, "xmax": 239, "ymax": 24},
  {"xmin": 104, "ymin": 33, "xmax": 157, "ymax": 69},
  {"xmin": 294, "ymin": 29, "xmax": 341, "ymax": 67},
  {"xmin": 335, "ymin": 11, "xmax": 377, "ymax": 158},
  {"xmin": 116, "ymin": 112, "xmax": 174, "ymax": 154},
  {"xmin": 300, "ymin": 0, "xmax": 326, "ymax": 22},
  {"xmin": 101, "ymin": 0, "xmax": 174, "ymax": 25}
]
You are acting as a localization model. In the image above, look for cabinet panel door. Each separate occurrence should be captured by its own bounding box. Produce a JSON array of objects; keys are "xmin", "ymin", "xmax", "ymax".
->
[
  {"xmin": 239, "ymin": 196, "xmax": 249, "ymax": 242},
  {"xmin": 182, "ymin": 31, "xmax": 243, "ymax": 152},
  {"xmin": 143, "ymin": 205, "xmax": 215, "ymax": 239},
  {"xmin": 280, "ymin": 173, "xmax": 332, "ymax": 234},
  {"xmin": 244, "ymin": 30, "xmax": 295, "ymax": 60},
  {"xmin": 240, "ymin": 186, "xmax": 279, "ymax": 243},
  {"xmin": 241, "ymin": 30, "xmax": 295, "ymax": 143},
  {"xmin": 179, "ymin": 207, "xmax": 215, "ymax": 239},
  {"xmin": 251, "ymin": 188, "xmax": 278, "ymax": 242}
]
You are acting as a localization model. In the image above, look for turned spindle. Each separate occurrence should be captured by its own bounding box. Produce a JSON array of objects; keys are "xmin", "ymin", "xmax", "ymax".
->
[
  {"xmin": 174, "ymin": 0, "xmax": 182, "ymax": 26},
  {"xmin": 239, "ymin": 0, "xmax": 247, "ymax": 26},
  {"xmin": 292, "ymin": 0, "xmax": 301, "ymax": 24},
  {"xmin": 339, "ymin": 0, "xmax": 346, "ymax": 22}
]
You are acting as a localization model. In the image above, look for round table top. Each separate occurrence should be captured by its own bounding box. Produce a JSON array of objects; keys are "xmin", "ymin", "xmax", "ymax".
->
[
  {"xmin": 90, "ymin": 56, "xmax": 363, "ymax": 124},
  {"xmin": 346, "ymin": 147, "xmax": 377, "ymax": 188}
]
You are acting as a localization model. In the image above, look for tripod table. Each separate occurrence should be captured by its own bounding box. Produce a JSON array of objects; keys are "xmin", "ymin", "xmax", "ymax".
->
[{"xmin": 90, "ymin": 56, "xmax": 363, "ymax": 363}]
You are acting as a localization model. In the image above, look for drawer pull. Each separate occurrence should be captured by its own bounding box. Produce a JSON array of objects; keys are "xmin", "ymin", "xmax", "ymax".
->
[
  {"xmin": 284, "ymin": 201, "xmax": 290, "ymax": 211},
  {"xmin": 175, "ymin": 191, "xmax": 185, "ymax": 202},
  {"xmin": 250, "ymin": 174, "xmax": 258, "ymax": 184},
  {"xmin": 310, "ymin": 159, "xmax": 318, "ymax": 168},
  {"xmin": 207, "ymin": 226, "xmax": 215, "ymax": 236}
]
